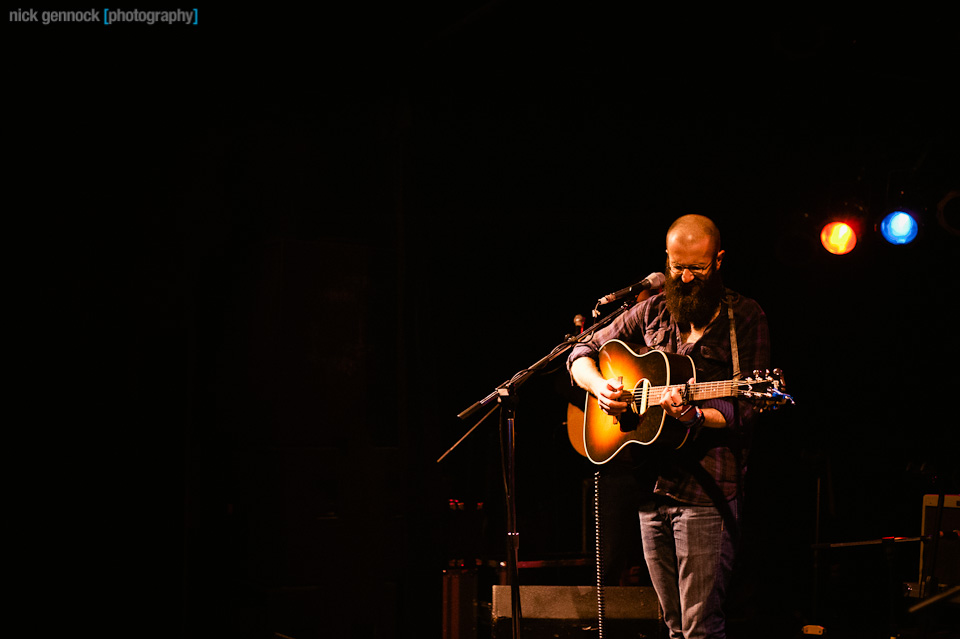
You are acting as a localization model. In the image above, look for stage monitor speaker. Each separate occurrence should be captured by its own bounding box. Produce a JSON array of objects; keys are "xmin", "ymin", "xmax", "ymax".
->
[
  {"xmin": 491, "ymin": 585, "xmax": 660, "ymax": 638},
  {"xmin": 919, "ymin": 494, "xmax": 960, "ymax": 597}
]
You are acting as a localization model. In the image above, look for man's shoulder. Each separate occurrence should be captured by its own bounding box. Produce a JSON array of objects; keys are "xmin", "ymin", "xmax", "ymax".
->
[
  {"xmin": 724, "ymin": 288, "xmax": 764, "ymax": 311},
  {"xmin": 724, "ymin": 288, "xmax": 768, "ymax": 327},
  {"xmin": 632, "ymin": 292, "xmax": 669, "ymax": 323},
  {"xmin": 638, "ymin": 291, "xmax": 668, "ymax": 311}
]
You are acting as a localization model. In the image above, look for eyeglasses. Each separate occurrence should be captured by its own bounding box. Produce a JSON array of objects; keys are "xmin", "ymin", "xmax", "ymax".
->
[{"xmin": 667, "ymin": 260, "xmax": 715, "ymax": 276}]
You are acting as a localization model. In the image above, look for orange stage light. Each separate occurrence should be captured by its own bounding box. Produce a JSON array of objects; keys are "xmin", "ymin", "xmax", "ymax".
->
[{"xmin": 820, "ymin": 221, "xmax": 858, "ymax": 255}]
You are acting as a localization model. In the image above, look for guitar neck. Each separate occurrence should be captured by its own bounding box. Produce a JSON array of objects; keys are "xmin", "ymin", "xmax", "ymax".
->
[
  {"xmin": 688, "ymin": 380, "xmax": 740, "ymax": 401},
  {"xmin": 626, "ymin": 380, "xmax": 739, "ymax": 404},
  {"xmin": 687, "ymin": 380, "xmax": 740, "ymax": 401}
]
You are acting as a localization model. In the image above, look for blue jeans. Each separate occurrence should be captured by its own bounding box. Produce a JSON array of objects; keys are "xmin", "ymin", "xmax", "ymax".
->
[{"xmin": 638, "ymin": 496, "xmax": 739, "ymax": 639}]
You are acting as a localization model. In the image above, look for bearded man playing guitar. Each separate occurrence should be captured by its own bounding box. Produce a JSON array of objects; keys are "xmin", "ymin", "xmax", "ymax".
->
[{"xmin": 568, "ymin": 214, "xmax": 772, "ymax": 639}]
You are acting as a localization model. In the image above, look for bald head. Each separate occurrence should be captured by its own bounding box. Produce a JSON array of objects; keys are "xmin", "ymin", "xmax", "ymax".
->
[
  {"xmin": 664, "ymin": 215, "xmax": 725, "ymax": 282},
  {"xmin": 666, "ymin": 215, "xmax": 722, "ymax": 254}
]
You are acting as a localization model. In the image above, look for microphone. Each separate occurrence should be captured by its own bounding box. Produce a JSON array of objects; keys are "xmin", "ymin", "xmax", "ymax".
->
[{"xmin": 597, "ymin": 272, "xmax": 665, "ymax": 305}]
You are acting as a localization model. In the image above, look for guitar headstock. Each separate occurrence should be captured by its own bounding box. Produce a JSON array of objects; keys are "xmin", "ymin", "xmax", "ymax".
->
[{"xmin": 739, "ymin": 368, "xmax": 795, "ymax": 411}]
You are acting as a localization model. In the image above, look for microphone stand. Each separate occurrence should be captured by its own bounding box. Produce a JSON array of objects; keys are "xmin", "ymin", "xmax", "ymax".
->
[{"xmin": 442, "ymin": 301, "xmax": 633, "ymax": 639}]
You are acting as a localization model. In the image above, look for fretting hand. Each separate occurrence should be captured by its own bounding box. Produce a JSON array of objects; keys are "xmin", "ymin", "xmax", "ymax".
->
[{"xmin": 659, "ymin": 379, "xmax": 696, "ymax": 420}]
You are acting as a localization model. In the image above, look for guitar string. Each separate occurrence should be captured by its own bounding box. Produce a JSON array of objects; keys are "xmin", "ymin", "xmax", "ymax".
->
[{"xmin": 620, "ymin": 381, "xmax": 760, "ymax": 403}]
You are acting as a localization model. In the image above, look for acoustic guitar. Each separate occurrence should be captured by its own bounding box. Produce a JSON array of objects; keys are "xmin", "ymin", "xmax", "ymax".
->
[{"xmin": 578, "ymin": 339, "xmax": 792, "ymax": 464}]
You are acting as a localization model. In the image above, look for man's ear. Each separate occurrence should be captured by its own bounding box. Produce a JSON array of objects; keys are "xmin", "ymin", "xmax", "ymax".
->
[{"xmin": 716, "ymin": 249, "xmax": 725, "ymax": 268}]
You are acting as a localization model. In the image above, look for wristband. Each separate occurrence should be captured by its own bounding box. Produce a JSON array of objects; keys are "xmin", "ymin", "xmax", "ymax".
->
[{"xmin": 678, "ymin": 406, "xmax": 704, "ymax": 429}]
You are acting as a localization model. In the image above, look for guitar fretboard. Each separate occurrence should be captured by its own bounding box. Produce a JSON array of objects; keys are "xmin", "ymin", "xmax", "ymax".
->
[{"xmin": 622, "ymin": 381, "xmax": 742, "ymax": 404}]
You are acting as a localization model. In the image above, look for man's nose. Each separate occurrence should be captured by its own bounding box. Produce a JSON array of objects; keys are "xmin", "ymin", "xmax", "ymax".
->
[{"xmin": 681, "ymin": 269, "xmax": 696, "ymax": 283}]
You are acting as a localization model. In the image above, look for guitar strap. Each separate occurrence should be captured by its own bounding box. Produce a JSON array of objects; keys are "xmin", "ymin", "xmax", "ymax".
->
[
  {"xmin": 725, "ymin": 291, "xmax": 741, "ymax": 380},
  {"xmin": 716, "ymin": 292, "xmax": 745, "ymax": 539}
]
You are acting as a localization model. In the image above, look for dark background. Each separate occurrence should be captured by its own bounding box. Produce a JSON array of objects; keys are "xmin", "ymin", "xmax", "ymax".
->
[{"xmin": 11, "ymin": 6, "xmax": 958, "ymax": 638}]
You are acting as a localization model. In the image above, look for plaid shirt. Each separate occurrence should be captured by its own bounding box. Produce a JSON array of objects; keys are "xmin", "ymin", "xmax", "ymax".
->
[{"xmin": 568, "ymin": 289, "xmax": 770, "ymax": 505}]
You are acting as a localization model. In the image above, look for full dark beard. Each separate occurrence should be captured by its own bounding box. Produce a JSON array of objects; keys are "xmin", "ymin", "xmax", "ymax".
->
[{"xmin": 664, "ymin": 266, "xmax": 725, "ymax": 328}]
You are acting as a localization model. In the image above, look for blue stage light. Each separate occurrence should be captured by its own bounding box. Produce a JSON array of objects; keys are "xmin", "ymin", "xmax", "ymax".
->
[{"xmin": 880, "ymin": 210, "xmax": 919, "ymax": 245}]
